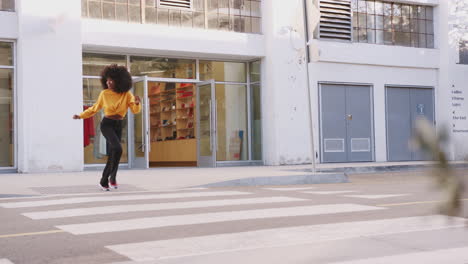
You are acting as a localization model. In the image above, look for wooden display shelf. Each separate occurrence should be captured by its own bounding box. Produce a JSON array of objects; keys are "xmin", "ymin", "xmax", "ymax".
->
[
  {"xmin": 149, "ymin": 139, "xmax": 196, "ymax": 162},
  {"xmin": 148, "ymin": 82, "xmax": 196, "ymax": 163},
  {"xmin": 176, "ymin": 107, "xmax": 194, "ymax": 110}
]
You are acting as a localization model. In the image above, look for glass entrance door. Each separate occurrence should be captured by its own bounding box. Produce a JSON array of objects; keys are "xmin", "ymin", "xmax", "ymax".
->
[
  {"xmin": 130, "ymin": 76, "xmax": 150, "ymax": 168},
  {"xmin": 196, "ymin": 80, "xmax": 216, "ymax": 167}
]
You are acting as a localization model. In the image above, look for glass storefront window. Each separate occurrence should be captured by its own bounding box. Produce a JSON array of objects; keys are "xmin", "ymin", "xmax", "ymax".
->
[
  {"xmin": 215, "ymin": 84, "xmax": 248, "ymax": 161},
  {"xmin": 82, "ymin": 78, "xmax": 129, "ymax": 164},
  {"xmin": 82, "ymin": 52, "xmax": 262, "ymax": 165},
  {"xmin": 83, "ymin": 53, "xmax": 127, "ymax": 76},
  {"xmin": 82, "ymin": 0, "xmax": 262, "ymax": 34},
  {"xmin": 0, "ymin": 0, "xmax": 15, "ymax": 11},
  {"xmin": 250, "ymin": 60, "xmax": 260, "ymax": 82},
  {"xmin": 250, "ymin": 60, "xmax": 261, "ymax": 160},
  {"xmin": 0, "ymin": 43, "xmax": 13, "ymax": 66},
  {"xmin": 0, "ymin": 41, "xmax": 14, "ymax": 168},
  {"xmin": 0, "ymin": 68, "xmax": 13, "ymax": 167},
  {"xmin": 130, "ymin": 56, "xmax": 196, "ymax": 79},
  {"xmin": 200, "ymin": 61, "xmax": 246, "ymax": 83},
  {"xmin": 250, "ymin": 83, "xmax": 261, "ymax": 160}
]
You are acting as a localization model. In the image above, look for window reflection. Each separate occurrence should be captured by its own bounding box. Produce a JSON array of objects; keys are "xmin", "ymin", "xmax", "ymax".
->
[
  {"xmin": 352, "ymin": 0, "xmax": 434, "ymax": 48},
  {"xmin": 81, "ymin": 0, "xmax": 262, "ymax": 34}
]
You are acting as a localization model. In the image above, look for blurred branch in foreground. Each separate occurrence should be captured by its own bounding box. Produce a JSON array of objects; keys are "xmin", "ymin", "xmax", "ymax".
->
[{"xmin": 412, "ymin": 118, "xmax": 465, "ymax": 217}]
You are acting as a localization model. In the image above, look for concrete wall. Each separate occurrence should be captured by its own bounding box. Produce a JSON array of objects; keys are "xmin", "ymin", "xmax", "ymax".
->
[
  {"xmin": 16, "ymin": 0, "xmax": 83, "ymax": 172},
  {"xmin": 262, "ymin": 0, "xmax": 312, "ymax": 165},
  {"xmin": 308, "ymin": 0, "xmax": 468, "ymax": 163},
  {"xmin": 444, "ymin": 0, "xmax": 468, "ymax": 160},
  {"xmin": 82, "ymin": 19, "xmax": 264, "ymax": 60},
  {"xmin": 0, "ymin": 11, "xmax": 18, "ymax": 39}
]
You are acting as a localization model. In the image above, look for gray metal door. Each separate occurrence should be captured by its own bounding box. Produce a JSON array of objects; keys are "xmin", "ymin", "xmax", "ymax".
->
[
  {"xmin": 386, "ymin": 88, "xmax": 412, "ymax": 161},
  {"xmin": 320, "ymin": 84, "xmax": 373, "ymax": 163},
  {"xmin": 386, "ymin": 87, "xmax": 434, "ymax": 161},
  {"xmin": 346, "ymin": 86, "xmax": 373, "ymax": 162},
  {"xmin": 410, "ymin": 88, "xmax": 435, "ymax": 161}
]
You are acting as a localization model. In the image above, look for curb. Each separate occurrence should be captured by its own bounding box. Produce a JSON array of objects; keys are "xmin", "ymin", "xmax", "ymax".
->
[
  {"xmin": 314, "ymin": 163, "xmax": 468, "ymax": 174},
  {"xmin": 198, "ymin": 173, "xmax": 348, "ymax": 187}
]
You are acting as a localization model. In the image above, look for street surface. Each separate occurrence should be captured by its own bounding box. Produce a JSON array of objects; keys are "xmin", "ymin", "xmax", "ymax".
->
[{"xmin": 0, "ymin": 171, "xmax": 467, "ymax": 264}]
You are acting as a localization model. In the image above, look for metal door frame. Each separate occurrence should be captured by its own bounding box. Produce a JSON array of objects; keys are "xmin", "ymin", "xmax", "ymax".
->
[
  {"xmin": 318, "ymin": 82, "xmax": 375, "ymax": 163},
  {"xmin": 129, "ymin": 76, "xmax": 150, "ymax": 169},
  {"xmin": 196, "ymin": 80, "xmax": 217, "ymax": 167}
]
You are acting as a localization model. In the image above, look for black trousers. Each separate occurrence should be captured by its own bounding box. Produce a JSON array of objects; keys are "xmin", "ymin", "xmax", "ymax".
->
[{"xmin": 100, "ymin": 117, "xmax": 123, "ymax": 187}]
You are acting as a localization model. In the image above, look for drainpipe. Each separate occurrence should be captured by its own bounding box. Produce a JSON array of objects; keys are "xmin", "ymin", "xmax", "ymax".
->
[{"xmin": 302, "ymin": 0, "xmax": 317, "ymax": 173}]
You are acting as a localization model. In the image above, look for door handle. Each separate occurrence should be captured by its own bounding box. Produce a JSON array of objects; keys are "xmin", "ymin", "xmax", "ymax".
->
[
  {"xmin": 347, "ymin": 114, "xmax": 353, "ymax": 120},
  {"xmin": 141, "ymin": 101, "xmax": 146, "ymax": 153},
  {"xmin": 209, "ymin": 99, "xmax": 212, "ymax": 152}
]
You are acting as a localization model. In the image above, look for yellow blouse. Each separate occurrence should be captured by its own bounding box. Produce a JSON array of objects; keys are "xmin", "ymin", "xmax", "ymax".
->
[{"xmin": 80, "ymin": 89, "xmax": 141, "ymax": 119}]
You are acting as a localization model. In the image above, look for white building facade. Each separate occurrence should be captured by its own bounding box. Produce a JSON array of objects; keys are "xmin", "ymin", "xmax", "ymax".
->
[{"xmin": 0, "ymin": 0, "xmax": 466, "ymax": 173}]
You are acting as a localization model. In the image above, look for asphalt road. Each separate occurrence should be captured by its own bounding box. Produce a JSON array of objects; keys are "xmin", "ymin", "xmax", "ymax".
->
[{"xmin": 0, "ymin": 171, "xmax": 467, "ymax": 264}]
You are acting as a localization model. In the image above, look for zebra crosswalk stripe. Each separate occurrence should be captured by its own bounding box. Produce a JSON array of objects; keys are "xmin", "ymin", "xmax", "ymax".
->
[
  {"xmin": 328, "ymin": 246, "xmax": 468, "ymax": 264},
  {"xmin": 106, "ymin": 215, "xmax": 466, "ymax": 262},
  {"xmin": 343, "ymin": 194, "xmax": 410, "ymax": 199},
  {"xmin": 303, "ymin": 191, "xmax": 358, "ymax": 195},
  {"xmin": 263, "ymin": 187, "xmax": 317, "ymax": 191},
  {"xmin": 56, "ymin": 204, "xmax": 384, "ymax": 235},
  {"xmin": 23, "ymin": 196, "xmax": 307, "ymax": 219},
  {"xmin": 0, "ymin": 191, "xmax": 250, "ymax": 208}
]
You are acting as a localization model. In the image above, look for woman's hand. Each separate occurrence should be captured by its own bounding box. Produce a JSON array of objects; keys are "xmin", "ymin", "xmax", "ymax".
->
[
  {"xmin": 135, "ymin": 96, "xmax": 141, "ymax": 105},
  {"xmin": 73, "ymin": 115, "xmax": 80, "ymax": 120}
]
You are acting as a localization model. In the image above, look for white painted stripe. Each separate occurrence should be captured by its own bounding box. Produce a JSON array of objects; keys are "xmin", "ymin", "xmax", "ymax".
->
[
  {"xmin": 0, "ymin": 259, "xmax": 14, "ymax": 264},
  {"xmin": 263, "ymin": 187, "xmax": 316, "ymax": 191},
  {"xmin": 106, "ymin": 215, "xmax": 465, "ymax": 261},
  {"xmin": 329, "ymin": 246, "xmax": 468, "ymax": 264},
  {"xmin": 343, "ymin": 194, "xmax": 410, "ymax": 199},
  {"xmin": 23, "ymin": 197, "xmax": 306, "ymax": 219},
  {"xmin": 57, "ymin": 204, "xmax": 383, "ymax": 235},
  {"xmin": 303, "ymin": 191, "xmax": 358, "ymax": 195},
  {"xmin": 0, "ymin": 188, "xmax": 211, "ymax": 201},
  {"xmin": 0, "ymin": 191, "xmax": 250, "ymax": 208}
]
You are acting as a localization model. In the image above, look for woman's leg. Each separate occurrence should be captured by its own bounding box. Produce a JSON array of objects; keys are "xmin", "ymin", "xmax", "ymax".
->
[
  {"xmin": 100, "ymin": 119, "xmax": 122, "ymax": 188},
  {"xmin": 108, "ymin": 121, "xmax": 123, "ymax": 185}
]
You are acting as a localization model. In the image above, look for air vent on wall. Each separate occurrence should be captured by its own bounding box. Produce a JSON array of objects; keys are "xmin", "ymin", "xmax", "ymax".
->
[
  {"xmin": 160, "ymin": 0, "xmax": 191, "ymax": 9},
  {"xmin": 319, "ymin": 0, "xmax": 352, "ymax": 41}
]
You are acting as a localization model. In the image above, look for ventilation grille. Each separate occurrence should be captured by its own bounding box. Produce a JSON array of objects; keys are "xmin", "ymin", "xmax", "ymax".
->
[
  {"xmin": 324, "ymin": 138, "xmax": 345, "ymax": 153},
  {"xmin": 160, "ymin": 0, "xmax": 191, "ymax": 9},
  {"xmin": 319, "ymin": 0, "xmax": 352, "ymax": 41},
  {"xmin": 351, "ymin": 138, "xmax": 371, "ymax": 152}
]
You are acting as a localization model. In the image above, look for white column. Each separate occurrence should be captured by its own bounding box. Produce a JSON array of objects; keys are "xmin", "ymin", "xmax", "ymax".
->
[
  {"xmin": 443, "ymin": 0, "xmax": 468, "ymax": 160},
  {"xmin": 262, "ymin": 0, "xmax": 312, "ymax": 165},
  {"xmin": 16, "ymin": 0, "xmax": 83, "ymax": 172}
]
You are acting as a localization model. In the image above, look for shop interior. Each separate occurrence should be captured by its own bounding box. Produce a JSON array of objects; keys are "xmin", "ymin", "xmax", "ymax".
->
[{"xmin": 148, "ymin": 81, "xmax": 197, "ymax": 167}]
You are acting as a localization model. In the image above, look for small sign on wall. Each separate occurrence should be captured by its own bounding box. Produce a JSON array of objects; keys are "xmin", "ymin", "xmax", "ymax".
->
[{"xmin": 417, "ymin": 104, "xmax": 425, "ymax": 115}]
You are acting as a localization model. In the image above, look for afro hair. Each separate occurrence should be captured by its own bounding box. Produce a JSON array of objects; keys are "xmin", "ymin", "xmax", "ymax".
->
[{"xmin": 100, "ymin": 64, "xmax": 133, "ymax": 93}]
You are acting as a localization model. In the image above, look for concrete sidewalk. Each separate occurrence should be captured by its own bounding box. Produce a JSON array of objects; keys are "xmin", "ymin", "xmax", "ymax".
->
[{"xmin": 0, "ymin": 161, "xmax": 467, "ymax": 197}]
